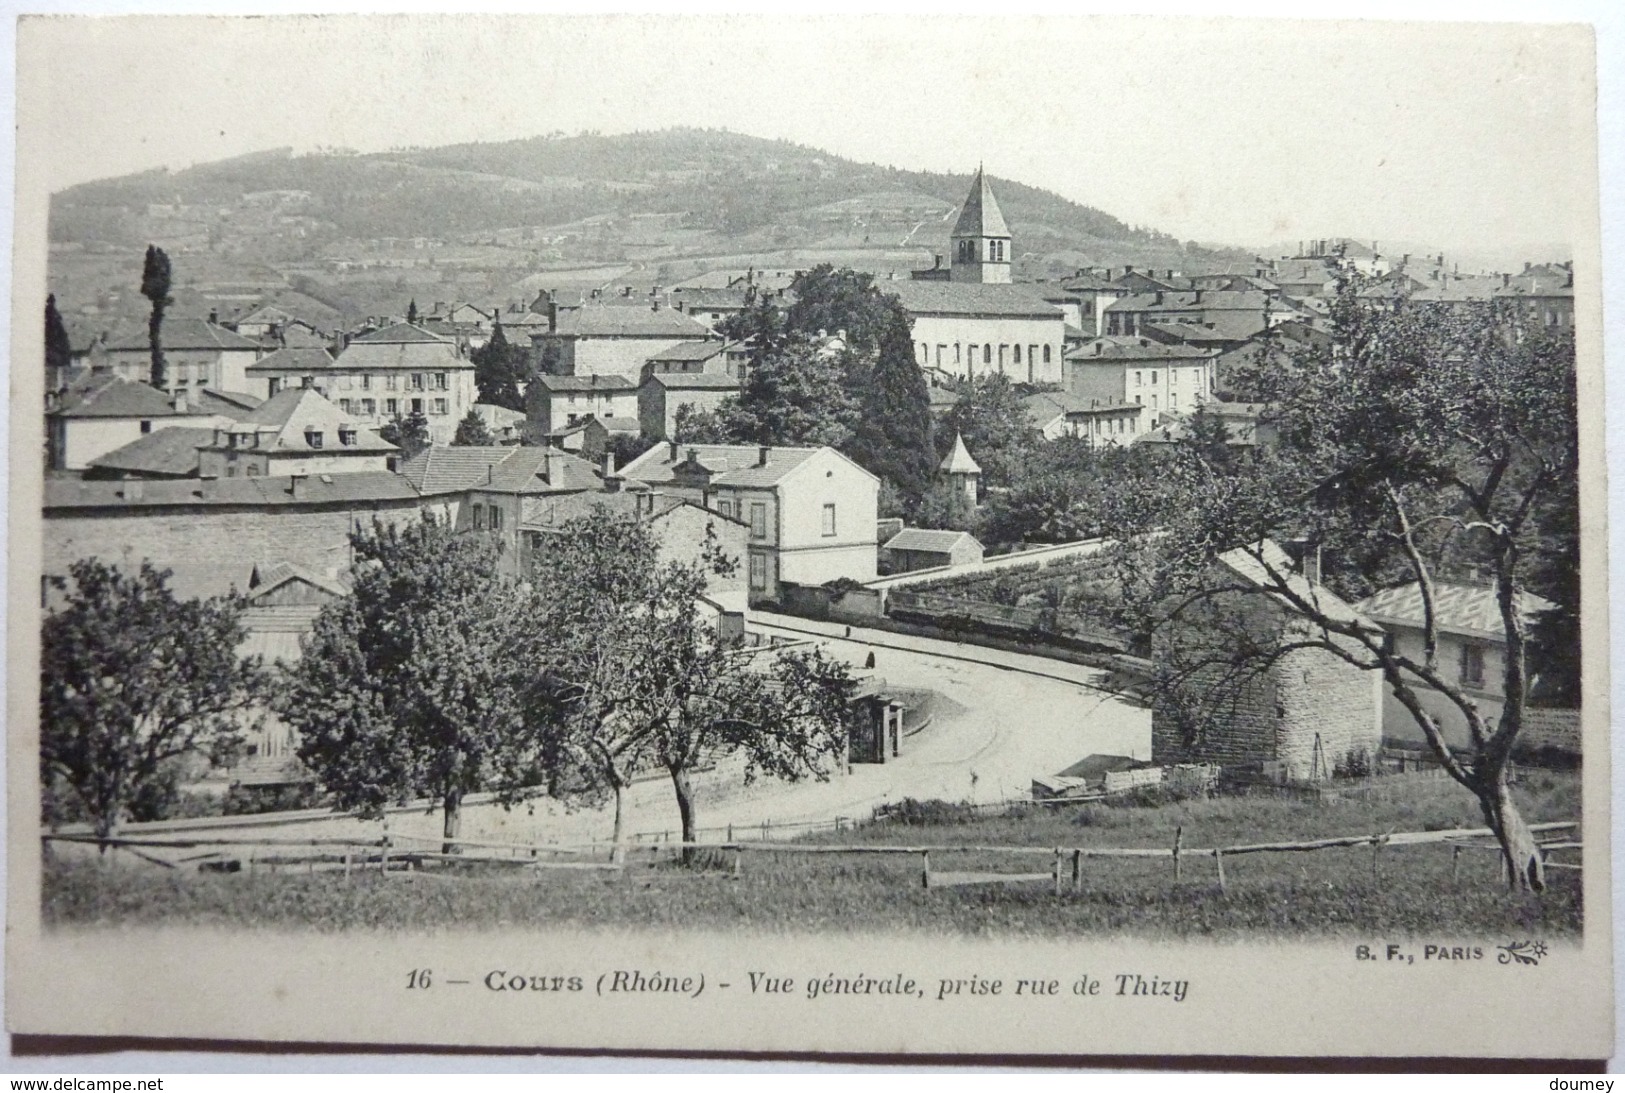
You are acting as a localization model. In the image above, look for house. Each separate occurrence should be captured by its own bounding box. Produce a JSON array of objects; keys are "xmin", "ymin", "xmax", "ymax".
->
[
  {"xmin": 882, "ymin": 528, "xmax": 984, "ymax": 573},
  {"xmin": 531, "ymin": 303, "xmax": 715, "ymax": 382},
  {"xmin": 1101, "ymin": 289, "xmax": 1297, "ymax": 338},
  {"xmin": 1059, "ymin": 270, "xmax": 1128, "ymax": 337},
  {"xmin": 1140, "ymin": 401, "xmax": 1279, "ymax": 451},
  {"xmin": 43, "ymin": 472, "xmax": 427, "ymax": 584},
  {"xmin": 526, "ymin": 374, "xmax": 639, "ymax": 439},
  {"xmin": 670, "ymin": 287, "xmax": 753, "ymax": 331},
  {"xmin": 638, "ymin": 373, "xmax": 742, "ymax": 441},
  {"xmin": 1150, "ymin": 540, "xmax": 1383, "ymax": 782},
  {"xmin": 1494, "ymin": 263, "xmax": 1575, "ymax": 334},
  {"xmin": 398, "ymin": 444, "xmax": 602, "ymax": 574},
  {"xmin": 46, "ymin": 377, "xmax": 189, "ymax": 471},
  {"xmin": 471, "ymin": 402, "xmax": 527, "ymax": 444},
  {"xmin": 85, "ymin": 426, "xmax": 219, "ymax": 480},
  {"xmin": 1270, "ymin": 258, "xmax": 1337, "ymax": 301},
  {"xmin": 329, "ymin": 323, "xmax": 477, "ymax": 445},
  {"xmin": 1355, "ymin": 580, "xmax": 1557, "ymax": 751},
  {"xmin": 642, "ymin": 339, "xmax": 747, "ymax": 378},
  {"xmin": 1021, "ymin": 391, "xmax": 1145, "ymax": 445},
  {"xmin": 618, "ymin": 443, "xmax": 879, "ymax": 604},
  {"xmin": 889, "ymin": 170, "xmax": 1067, "ymax": 384},
  {"xmin": 100, "ymin": 318, "xmax": 263, "ymax": 393},
  {"xmin": 244, "ymin": 346, "xmax": 341, "ymax": 401},
  {"xmin": 1067, "ymin": 337, "xmax": 1219, "ymax": 421},
  {"xmin": 194, "ymin": 388, "xmax": 397, "ymax": 479},
  {"xmin": 541, "ymin": 415, "xmax": 641, "ymax": 458}
]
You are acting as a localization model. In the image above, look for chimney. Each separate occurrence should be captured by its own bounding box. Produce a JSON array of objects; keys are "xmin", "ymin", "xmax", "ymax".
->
[
  {"xmin": 544, "ymin": 449, "xmax": 565, "ymax": 483},
  {"xmin": 289, "ymin": 473, "xmax": 308, "ymax": 501},
  {"xmin": 757, "ymin": 445, "xmax": 771, "ymax": 467},
  {"xmin": 1154, "ymin": 291, "xmax": 1163, "ymax": 305},
  {"xmin": 602, "ymin": 450, "xmax": 616, "ymax": 478},
  {"xmin": 1524, "ymin": 261, "xmax": 1532, "ymax": 274},
  {"xmin": 208, "ymin": 309, "xmax": 218, "ymax": 325},
  {"xmin": 1503, "ymin": 273, "xmax": 1511, "ymax": 288},
  {"xmin": 172, "ymin": 389, "xmax": 188, "ymax": 414},
  {"xmin": 1194, "ymin": 289, "xmax": 1203, "ymax": 303},
  {"xmin": 668, "ymin": 439, "xmax": 679, "ymax": 461}
]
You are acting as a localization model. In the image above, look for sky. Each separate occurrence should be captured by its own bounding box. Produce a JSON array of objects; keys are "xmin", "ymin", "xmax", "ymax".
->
[{"xmin": 15, "ymin": 12, "xmax": 1599, "ymax": 254}]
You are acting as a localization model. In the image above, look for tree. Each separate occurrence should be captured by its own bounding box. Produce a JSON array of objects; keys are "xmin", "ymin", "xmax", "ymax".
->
[
  {"xmin": 279, "ymin": 515, "xmax": 540, "ymax": 852},
  {"xmin": 1104, "ymin": 282, "xmax": 1579, "ymax": 891},
  {"xmin": 41, "ymin": 559, "xmax": 263, "ymax": 839},
  {"xmin": 406, "ymin": 298, "xmax": 420, "ymax": 325},
  {"xmin": 938, "ymin": 374, "xmax": 1034, "ymax": 487},
  {"xmin": 471, "ymin": 320, "xmax": 527, "ymax": 411},
  {"xmin": 452, "ymin": 408, "xmax": 495, "ymax": 447},
  {"xmin": 534, "ymin": 511, "xmax": 855, "ymax": 862},
  {"xmin": 914, "ymin": 479, "xmax": 980, "ymax": 533},
  {"xmin": 672, "ymin": 403, "xmax": 736, "ymax": 444},
  {"xmin": 380, "ymin": 411, "xmax": 432, "ymax": 460},
  {"xmin": 45, "ymin": 294, "xmax": 71, "ymax": 378},
  {"xmin": 140, "ymin": 245, "xmax": 172, "ymax": 389},
  {"xmin": 713, "ymin": 337, "xmax": 860, "ymax": 448}
]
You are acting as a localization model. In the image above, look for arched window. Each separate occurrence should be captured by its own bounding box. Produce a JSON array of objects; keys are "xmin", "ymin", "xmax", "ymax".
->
[
  {"xmin": 1014, "ymin": 344, "xmax": 1022, "ymax": 365},
  {"xmin": 1043, "ymin": 345, "xmax": 1052, "ymax": 364},
  {"xmin": 983, "ymin": 345, "xmax": 992, "ymax": 365}
]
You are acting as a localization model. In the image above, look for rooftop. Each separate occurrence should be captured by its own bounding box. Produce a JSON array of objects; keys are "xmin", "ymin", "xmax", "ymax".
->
[
  {"xmin": 939, "ymin": 432, "xmax": 982, "ymax": 475},
  {"xmin": 620, "ymin": 442, "xmax": 830, "ymax": 489},
  {"xmin": 646, "ymin": 372, "xmax": 741, "ymax": 390},
  {"xmin": 884, "ymin": 528, "xmax": 981, "ymax": 553},
  {"xmin": 646, "ymin": 339, "xmax": 728, "ymax": 363},
  {"xmin": 885, "ymin": 280, "xmax": 1063, "ymax": 319},
  {"xmin": 399, "ymin": 445, "xmax": 600, "ymax": 496},
  {"xmin": 550, "ymin": 306, "xmax": 713, "ymax": 339},
  {"xmin": 52, "ymin": 377, "xmax": 182, "ymax": 419},
  {"xmin": 1356, "ymin": 581, "xmax": 1556, "ymax": 641},
  {"xmin": 952, "ymin": 168, "xmax": 1012, "ymax": 239},
  {"xmin": 1069, "ymin": 337, "xmax": 1221, "ymax": 362},
  {"xmin": 43, "ymin": 471, "xmax": 421, "ymax": 511},
  {"xmin": 246, "ymin": 346, "xmax": 338, "ymax": 373},
  {"xmin": 533, "ymin": 373, "xmax": 639, "ymax": 393},
  {"xmin": 87, "ymin": 426, "xmax": 216, "ymax": 477},
  {"xmin": 104, "ymin": 318, "xmax": 260, "ymax": 353},
  {"xmin": 350, "ymin": 322, "xmax": 454, "ymax": 345},
  {"xmin": 210, "ymin": 387, "xmax": 395, "ymax": 454}
]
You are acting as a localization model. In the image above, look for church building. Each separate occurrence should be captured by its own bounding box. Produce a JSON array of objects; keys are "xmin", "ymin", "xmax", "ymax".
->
[{"xmin": 887, "ymin": 169, "xmax": 1068, "ymax": 385}]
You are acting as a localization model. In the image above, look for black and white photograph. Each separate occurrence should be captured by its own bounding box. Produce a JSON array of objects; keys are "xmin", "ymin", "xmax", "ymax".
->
[{"xmin": 5, "ymin": 11, "xmax": 1613, "ymax": 1063}]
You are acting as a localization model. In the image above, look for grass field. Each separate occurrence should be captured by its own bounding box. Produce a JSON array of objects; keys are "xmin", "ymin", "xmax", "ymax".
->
[{"xmin": 42, "ymin": 772, "xmax": 1583, "ymax": 939}]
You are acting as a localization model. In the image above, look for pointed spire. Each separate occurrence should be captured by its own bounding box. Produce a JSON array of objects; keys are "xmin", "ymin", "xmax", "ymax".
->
[
  {"xmin": 952, "ymin": 167, "xmax": 1010, "ymax": 239},
  {"xmin": 940, "ymin": 431, "xmax": 982, "ymax": 475}
]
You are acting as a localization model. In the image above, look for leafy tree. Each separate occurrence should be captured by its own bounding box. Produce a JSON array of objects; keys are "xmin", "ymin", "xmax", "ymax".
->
[
  {"xmin": 380, "ymin": 411, "xmax": 432, "ymax": 460},
  {"xmin": 717, "ymin": 290, "xmax": 788, "ymax": 374},
  {"xmin": 406, "ymin": 298, "xmax": 419, "ymax": 325},
  {"xmin": 41, "ymin": 559, "xmax": 264, "ymax": 839},
  {"xmin": 45, "ymin": 294, "xmax": 71, "ymax": 378},
  {"xmin": 938, "ymin": 373, "xmax": 1033, "ymax": 487},
  {"xmin": 534, "ymin": 511, "xmax": 855, "ymax": 862},
  {"xmin": 280, "ymin": 515, "xmax": 540, "ymax": 852},
  {"xmin": 672, "ymin": 403, "xmax": 736, "ymax": 444},
  {"xmin": 140, "ymin": 245, "xmax": 172, "ymax": 389},
  {"xmin": 471, "ymin": 320, "xmax": 527, "ymax": 410},
  {"xmin": 452, "ymin": 408, "xmax": 495, "ymax": 447},
  {"xmin": 914, "ymin": 479, "xmax": 980, "ymax": 533},
  {"xmin": 1179, "ymin": 403, "xmax": 1239, "ymax": 473},
  {"xmin": 713, "ymin": 337, "xmax": 859, "ymax": 448},
  {"xmin": 1104, "ymin": 282, "xmax": 1579, "ymax": 891}
]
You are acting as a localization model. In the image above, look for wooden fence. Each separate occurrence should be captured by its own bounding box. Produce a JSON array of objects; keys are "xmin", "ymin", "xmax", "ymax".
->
[{"xmin": 45, "ymin": 820, "xmax": 1580, "ymax": 893}]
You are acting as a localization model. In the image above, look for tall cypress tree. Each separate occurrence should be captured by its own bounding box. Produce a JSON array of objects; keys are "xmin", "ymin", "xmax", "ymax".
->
[
  {"xmin": 44, "ymin": 294, "xmax": 71, "ymax": 379},
  {"xmin": 139, "ymin": 246, "xmax": 172, "ymax": 390},
  {"xmin": 849, "ymin": 296, "xmax": 935, "ymax": 501}
]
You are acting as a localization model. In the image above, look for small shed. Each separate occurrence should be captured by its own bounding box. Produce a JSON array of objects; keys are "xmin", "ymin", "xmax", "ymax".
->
[
  {"xmin": 882, "ymin": 527, "xmax": 984, "ymax": 573},
  {"xmin": 847, "ymin": 676, "xmax": 906, "ymax": 765},
  {"xmin": 1031, "ymin": 754, "xmax": 1154, "ymax": 800}
]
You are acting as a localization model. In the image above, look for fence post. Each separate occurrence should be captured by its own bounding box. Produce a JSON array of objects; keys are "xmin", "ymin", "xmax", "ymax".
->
[
  {"xmin": 727, "ymin": 824, "xmax": 733, "ymax": 843},
  {"xmin": 1072, "ymin": 849, "xmax": 1082, "ymax": 893},
  {"xmin": 1053, "ymin": 848, "xmax": 1063, "ymax": 896},
  {"xmin": 1451, "ymin": 845, "xmax": 1461, "ymax": 882},
  {"xmin": 379, "ymin": 836, "xmax": 389, "ymax": 875},
  {"xmin": 246, "ymin": 848, "xmax": 256, "ymax": 877},
  {"xmin": 732, "ymin": 848, "xmax": 743, "ymax": 878},
  {"xmin": 343, "ymin": 852, "xmax": 352, "ymax": 878},
  {"xmin": 921, "ymin": 850, "xmax": 931, "ymax": 889},
  {"xmin": 1173, "ymin": 826, "xmax": 1183, "ymax": 882},
  {"xmin": 1371, "ymin": 835, "xmax": 1381, "ymax": 882},
  {"xmin": 1214, "ymin": 849, "xmax": 1226, "ymax": 892}
]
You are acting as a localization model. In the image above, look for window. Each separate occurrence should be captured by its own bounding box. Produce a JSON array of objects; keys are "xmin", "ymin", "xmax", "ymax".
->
[
  {"xmin": 490, "ymin": 506, "xmax": 503, "ymax": 531},
  {"xmin": 1136, "ymin": 371, "xmax": 1143, "ymax": 387},
  {"xmin": 226, "ymin": 465, "xmax": 238, "ymax": 478},
  {"xmin": 245, "ymin": 464, "xmax": 261, "ymax": 477},
  {"xmin": 410, "ymin": 374, "xmax": 424, "ymax": 390},
  {"xmin": 749, "ymin": 502, "xmax": 767, "ymax": 539},
  {"xmin": 306, "ymin": 429, "xmax": 324, "ymax": 449},
  {"xmin": 433, "ymin": 398, "xmax": 448, "ymax": 416},
  {"xmin": 1461, "ymin": 645, "xmax": 1486, "ymax": 686},
  {"xmin": 749, "ymin": 552, "xmax": 767, "ymax": 590},
  {"xmin": 411, "ymin": 398, "xmax": 424, "ymax": 415},
  {"xmin": 435, "ymin": 373, "xmax": 448, "ymax": 390},
  {"xmin": 936, "ymin": 345, "xmax": 946, "ymax": 365},
  {"xmin": 385, "ymin": 398, "xmax": 398, "ymax": 416},
  {"xmin": 821, "ymin": 503, "xmax": 837, "ymax": 537},
  {"xmin": 955, "ymin": 344, "xmax": 962, "ymax": 365},
  {"xmin": 339, "ymin": 427, "xmax": 356, "ymax": 447},
  {"xmin": 301, "ymin": 375, "xmax": 315, "ymax": 389},
  {"xmin": 472, "ymin": 504, "xmax": 486, "ymax": 530},
  {"xmin": 140, "ymin": 420, "xmax": 152, "ymax": 434},
  {"xmin": 1043, "ymin": 345, "xmax": 1051, "ymax": 364},
  {"xmin": 386, "ymin": 374, "xmax": 399, "ymax": 390},
  {"xmin": 360, "ymin": 374, "xmax": 371, "ymax": 390},
  {"xmin": 1134, "ymin": 395, "xmax": 1141, "ymax": 405},
  {"xmin": 339, "ymin": 399, "xmax": 353, "ymax": 414},
  {"xmin": 1013, "ymin": 344, "xmax": 1022, "ymax": 365},
  {"xmin": 983, "ymin": 345, "xmax": 992, "ymax": 365},
  {"xmin": 362, "ymin": 398, "xmax": 376, "ymax": 415},
  {"xmin": 1151, "ymin": 371, "xmax": 1158, "ymax": 384},
  {"xmin": 1151, "ymin": 395, "xmax": 1158, "ymax": 411}
]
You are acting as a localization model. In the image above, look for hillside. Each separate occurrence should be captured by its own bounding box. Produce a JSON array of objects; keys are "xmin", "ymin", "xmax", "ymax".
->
[{"xmin": 47, "ymin": 128, "xmax": 1254, "ymax": 330}]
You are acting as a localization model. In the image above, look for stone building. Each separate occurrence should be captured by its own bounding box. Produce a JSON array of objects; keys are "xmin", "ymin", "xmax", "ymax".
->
[{"xmin": 1150, "ymin": 541, "xmax": 1383, "ymax": 782}]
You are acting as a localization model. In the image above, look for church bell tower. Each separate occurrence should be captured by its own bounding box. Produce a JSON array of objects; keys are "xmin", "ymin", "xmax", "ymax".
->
[{"xmin": 949, "ymin": 167, "xmax": 1013, "ymax": 285}]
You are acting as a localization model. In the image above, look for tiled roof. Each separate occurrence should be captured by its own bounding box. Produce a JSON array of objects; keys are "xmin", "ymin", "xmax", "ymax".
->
[
  {"xmin": 952, "ymin": 168, "xmax": 1011, "ymax": 238},
  {"xmin": 533, "ymin": 374, "xmax": 639, "ymax": 393},
  {"xmin": 52, "ymin": 378, "xmax": 181, "ymax": 419},
  {"xmin": 552, "ymin": 306, "xmax": 712, "ymax": 339},
  {"xmin": 594, "ymin": 416, "xmax": 642, "ymax": 433},
  {"xmin": 246, "ymin": 346, "xmax": 337, "ymax": 373},
  {"xmin": 1143, "ymin": 314, "xmax": 1269, "ymax": 344},
  {"xmin": 1218, "ymin": 540, "xmax": 1370, "ymax": 629},
  {"xmin": 43, "ymin": 472, "xmax": 422, "ymax": 510},
  {"xmin": 885, "ymin": 281, "xmax": 1063, "ymax": 319},
  {"xmin": 249, "ymin": 560, "xmax": 349, "ymax": 600},
  {"xmin": 647, "ymin": 339, "xmax": 727, "ymax": 362},
  {"xmin": 1356, "ymin": 581, "xmax": 1556, "ymax": 641},
  {"xmin": 104, "ymin": 319, "xmax": 260, "ymax": 352},
  {"xmin": 928, "ymin": 386, "xmax": 961, "ymax": 409},
  {"xmin": 1069, "ymin": 337, "xmax": 1220, "ymax": 362},
  {"xmin": 191, "ymin": 388, "xmax": 264, "ymax": 417},
  {"xmin": 87, "ymin": 426, "xmax": 215, "ymax": 477},
  {"xmin": 350, "ymin": 322, "xmax": 452, "ymax": 344},
  {"xmin": 646, "ymin": 372, "xmax": 740, "ymax": 390},
  {"xmin": 335, "ymin": 335, "xmax": 467, "ymax": 370},
  {"xmin": 1107, "ymin": 290, "xmax": 1276, "ymax": 314},
  {"xmin": 671, "ymin": 287, "xmax": 751, "ymax": 309},
  {"xmin": 884, "ymin": 528, "xmax": 980, "ymax": 553},
  {"xmin": 216, "ymin": 388, "xmax": 395, "ymax": 454},
  {"xmin": 1022, "ymin": 392, "xmax": 1140, "ymax": 426},
  {"xmin": 939, "ymin": 432, "xmax": 981, "ymax": 474},
  {"xmin": 620, "ymin": 443, "xmax": 824, "ymax": 488},
  {"xmin": 520, "ymin": 490, "xmax": 690, "ymax": 529},
  {"xmin": 399, "ymin": 445, "xmax": 599, "ymax": 496}
]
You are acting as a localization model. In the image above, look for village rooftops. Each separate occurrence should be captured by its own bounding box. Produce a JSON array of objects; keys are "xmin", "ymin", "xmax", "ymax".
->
[
  {"xmin": 399, "ymin": 444, "xmax": 601, "ymax": 496},
  {"xmin": 671, "ymin": 287, "xmax": 752, "ymax": 309},
  {"xmin": 103, "ymin": 318, "xmax": 260, "ymax": 352},
  {"xmin": 1106, "ymin": 289, "xmax": 1279, "ymax": 314},
  {"xmin": 1356, "ymin": 581, "xmax": 1556, "ymax": 642},
  {"xmin": 188, "ymin": 388, "xmax": 265, "ymax": 418},
  {"xmin": 884, "ymin": 280, "xmax": 1064, "ymax": 319},
  {"xmin": 87, "ymin": 426, "xmax": 217, "ymax": 478},
  {"xmin": 620, "ymin": 442, "xmax": 843, "ymax": 489},
  {"xmin": 350, "ymin": 322, "xmax": 452, "ymax": 345},
  {"xmin": 646, "ymin": 339, "xmax": 729, "ymax": 363},
  {"xmin": 1021, "ymin": 391, "xmax": 1141, "ymax": 426},
  {"xmin": 644, "ymin": 372, "xmax": 741, "ymax": 390},
  {"xmin": 1142, "ymin": 314, "xmax": 1271, "ymax": 345},
  {"xmin": 1069, "ymin": 337, "xmax": 1221, "ymax": 361},
  {"xmin": 532, "ymin": 373, "xmax": 639, "ymax": 393},
  {"xmin": 43, "ymin": 471, "xmax": 421, "ymax": 511},
  {"xmin": 883, "ymin": 528, "xmax": 979, "ymax": 554},
  {"xmin": 548, "ymin": 305, "xmax": 713, "ymax": 339},
  {"xmin": 50, "ymin": 377, "xmax": 184, "ymax": 419},
  {"xmin": 246, "ymin": 346, "xmax": 338, "ymax": 373},
  {"xmin": 205, "ymin": 388, "xmax": 396, "ymax": 454},
  {"xmin": 336, "ymin": 323, "xmax": 469, "ymax": 369}
]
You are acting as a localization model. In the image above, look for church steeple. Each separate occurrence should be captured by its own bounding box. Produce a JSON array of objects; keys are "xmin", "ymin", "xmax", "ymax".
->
[{"xmin": 950, "ymin": 167, "xmax": 1013, "ymax": 284}]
